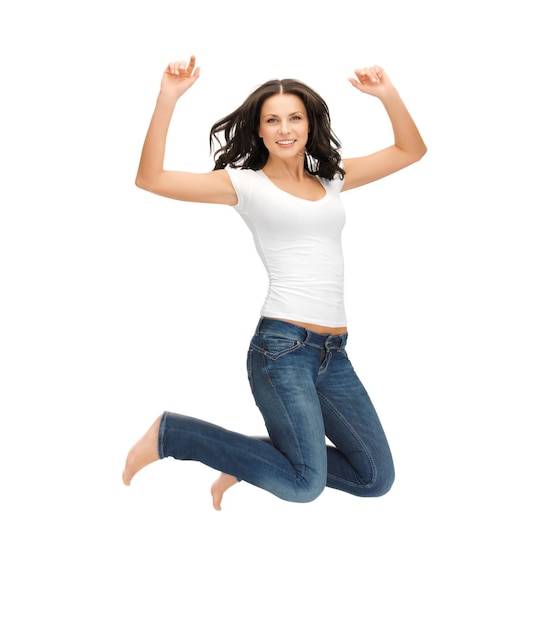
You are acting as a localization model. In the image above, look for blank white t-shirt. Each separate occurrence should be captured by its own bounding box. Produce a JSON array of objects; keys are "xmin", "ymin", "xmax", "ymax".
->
[{"xmin": 226, "ymin": 167, "xmax": 347, "ymax": 327}]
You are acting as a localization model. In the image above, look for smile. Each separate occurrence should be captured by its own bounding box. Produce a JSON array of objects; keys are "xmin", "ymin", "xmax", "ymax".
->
[{"xmin": 276, "ymin": 140, "xmax": 296, "ymax": 145}]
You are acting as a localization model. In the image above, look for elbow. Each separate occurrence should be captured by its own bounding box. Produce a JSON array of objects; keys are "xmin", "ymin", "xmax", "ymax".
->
[
  {"xmin": 136, "ymin": 167, "xmax": 166, "ymax": 193},
  {"xmin": 415, "ymin": 141, "xmax": 427, "ymax": 161},
  {"xmin": 135, "ymin": 173, "xmax": 153, "ymax": 192},
  {"xmin": 409, "ymin": 142, "xmax": 427, "ymax": 165},
  {"xmin": 396, "ymin": 141, "xmax": 427, "ymax": 169}
]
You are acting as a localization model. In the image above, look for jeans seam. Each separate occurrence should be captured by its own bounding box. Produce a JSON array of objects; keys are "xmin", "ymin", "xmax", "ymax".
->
[
  {"xmin": 261, "ymin": 356, "xmax": 302, "ymax": 471},
  {"xmin": 317, "ymin": 392, "xmax": 378, "ymax": 489}
]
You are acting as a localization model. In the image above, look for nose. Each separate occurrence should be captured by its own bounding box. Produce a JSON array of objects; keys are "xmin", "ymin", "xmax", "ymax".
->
[{"xmin": 279, "ymin": 119, "xmax": 290, "ymax": 134}]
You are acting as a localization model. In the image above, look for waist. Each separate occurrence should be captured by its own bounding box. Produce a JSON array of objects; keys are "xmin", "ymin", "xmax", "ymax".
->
[
  {"xmin": 261, "ymin": 277, "xmax": 346, "ymax": 330},
  {"xmin": 256, "ymin": 317, "xmax": 348, "ymax": 348},
  {"xmin": 271, "ymin": 317, "xmax": 347, "ymax": 336}
]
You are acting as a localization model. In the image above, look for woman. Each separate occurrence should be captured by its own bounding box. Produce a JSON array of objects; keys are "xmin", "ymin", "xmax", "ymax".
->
[{"xmin": 122, "ymin": 55, "xmax": 426, "ymax": 510}]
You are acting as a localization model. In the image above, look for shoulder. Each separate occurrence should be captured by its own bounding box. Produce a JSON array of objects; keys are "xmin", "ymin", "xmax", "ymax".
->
[
  {"xmin": 225, "ymin": 167, "xmax": 262, "ymax": 209},
  {"xmin": 225, "ymin": 166, "xmax": 261, "ymax": 184}
]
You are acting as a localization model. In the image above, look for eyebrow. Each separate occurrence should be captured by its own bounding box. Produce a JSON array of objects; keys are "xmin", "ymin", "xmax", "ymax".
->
[{"xmin": 263, "ymin": 110, "xmax": 304, "ymax": 117}]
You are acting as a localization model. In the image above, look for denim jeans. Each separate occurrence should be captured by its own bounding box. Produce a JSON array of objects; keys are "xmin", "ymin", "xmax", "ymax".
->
[{"xmin": 159, "ymin": 317, "xmax": 394, "ymax": 502}]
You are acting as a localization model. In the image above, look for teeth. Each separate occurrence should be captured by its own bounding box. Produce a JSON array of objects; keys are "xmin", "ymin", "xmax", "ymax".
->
[{"xmin": 277, "ymin": 140, "xmax": 295, "ymax": 145}]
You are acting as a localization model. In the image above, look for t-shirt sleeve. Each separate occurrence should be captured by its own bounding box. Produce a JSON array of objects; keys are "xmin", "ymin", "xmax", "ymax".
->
[{"xmin": 225, "ymin": 167, "xmax": 249, "ymax": 215}]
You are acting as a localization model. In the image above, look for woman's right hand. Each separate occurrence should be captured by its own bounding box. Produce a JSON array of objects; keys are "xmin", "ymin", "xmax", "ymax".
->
[{"xmin": 160, "ymin": 55, "xmax": 200, "ymax": 99}]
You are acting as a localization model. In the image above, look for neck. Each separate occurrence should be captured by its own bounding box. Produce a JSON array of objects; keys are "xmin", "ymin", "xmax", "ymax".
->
[{"xmin": 264, "ymin": 155, "xmax": 306, "ymax": 180}]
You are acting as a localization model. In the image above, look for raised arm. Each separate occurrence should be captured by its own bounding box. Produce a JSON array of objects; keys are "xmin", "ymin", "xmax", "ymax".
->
[
  {"xmin": 342, "ymin": 65, "xmax": 427, "ymax": 192},
  {"xmin": 135, "ymin": 56, "xmax": 237, "ymax": 206}
]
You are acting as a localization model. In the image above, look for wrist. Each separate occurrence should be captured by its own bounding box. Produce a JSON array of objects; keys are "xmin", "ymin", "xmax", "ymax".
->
[
  {"xmin": 157, "ymin": 90, "xmax": 180, "ymax": 108},
  {"xmin": 376, "ymin": 86, "xmax": 400, "ymax": 104}
]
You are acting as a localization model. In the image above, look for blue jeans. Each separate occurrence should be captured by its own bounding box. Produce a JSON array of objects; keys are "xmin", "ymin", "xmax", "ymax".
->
[{"xmin": 159, "ymin": 318, "xmax": 394, "ymax": 502}]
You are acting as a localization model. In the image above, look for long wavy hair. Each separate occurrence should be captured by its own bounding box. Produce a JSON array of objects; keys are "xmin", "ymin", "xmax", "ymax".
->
[{"xmin": 210, "ymin": 79, "xmax": 345, "ymax": 180}]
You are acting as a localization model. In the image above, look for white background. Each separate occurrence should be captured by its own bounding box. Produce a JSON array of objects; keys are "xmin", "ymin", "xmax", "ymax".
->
[{"xmin": 1, "ymin": 1, "xmax": 554, "ymax": 624}]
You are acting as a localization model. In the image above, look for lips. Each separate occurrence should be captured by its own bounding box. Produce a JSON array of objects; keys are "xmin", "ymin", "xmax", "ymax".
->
[{"xmin": 276, "ymin": 140, "xmax": 296, "ymax": 145}]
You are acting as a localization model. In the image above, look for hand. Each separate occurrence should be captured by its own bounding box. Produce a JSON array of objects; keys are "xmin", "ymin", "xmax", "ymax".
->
[
  {"xmin": 348, "ymin": 65, "xmax": 394, "ymax": 98},
  {"xmin": 160, "ymin": 55, "xmax": 201, "ymax": 99}
]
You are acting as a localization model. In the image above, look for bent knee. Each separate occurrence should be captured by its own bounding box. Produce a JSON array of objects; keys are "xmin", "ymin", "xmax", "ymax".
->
[
  {"xmin": 361, "ymin": 467, "xmax": 395, "ymax": 497},
  {"xmin": 291, "ymin": 474, "xmax": 326, "ymax": 503}
]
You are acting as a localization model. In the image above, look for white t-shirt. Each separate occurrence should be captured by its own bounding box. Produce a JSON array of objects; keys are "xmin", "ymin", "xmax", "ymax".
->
[{"xmin": 226, "ymin": 167, "xmax": 347, "ymax": 327}]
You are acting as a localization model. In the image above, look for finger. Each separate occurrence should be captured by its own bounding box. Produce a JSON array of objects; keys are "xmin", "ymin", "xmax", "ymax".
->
[
  {"xmin": 359, "ymin": 66, "xmax": 384, "ymax": 83},
  {"xmin": 177, "ymin": 55, "xmax": 195, "ymax": 77},
  {"xmin": 354, "ymin": 68, "xmax": 376, "ymax": 84},
  {"xmin": 364, "ymin": 67, "xmax": 380, "ymax": 83},
  {"xmin": 348, "ymin": 77, "xmax": 364, "ymax": 91},
  {"xmin": 177, "ymin": 60, "xmax": 189, "ymax": 75}
]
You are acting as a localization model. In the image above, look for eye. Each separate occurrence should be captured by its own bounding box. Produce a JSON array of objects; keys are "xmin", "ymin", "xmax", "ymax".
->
[
  {"xmin": 266, "ymin": 117, "xmax": 278, "ymax": 124},
  {"xmin": 291, "ymin": 115, "xmax": 302, "ymax": 121}
]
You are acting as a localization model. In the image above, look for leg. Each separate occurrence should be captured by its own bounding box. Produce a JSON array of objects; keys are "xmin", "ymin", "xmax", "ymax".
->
[
  {"xmin": 123, "ymin": 419, "xmax": 241, "ymax": 509},
  {"xmin": 210, "ymin": 435, "xmax": 270, "ymax": 510},
  {"xmin": 158, "ymin": 329, "xmax": 328, "ymax": 502},
  {"xmin": 127, "ymin": 322, "xmax": 329, "ymax": 503},
  {"xmin": 317, "ymin": 348, "xmax": 395, "ymax": 496}
]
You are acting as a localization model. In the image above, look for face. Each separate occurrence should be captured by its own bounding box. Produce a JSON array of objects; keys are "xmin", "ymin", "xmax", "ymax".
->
[{"xmin": 258, "ymin": 93, "xmax": 310, "ymax": 160}]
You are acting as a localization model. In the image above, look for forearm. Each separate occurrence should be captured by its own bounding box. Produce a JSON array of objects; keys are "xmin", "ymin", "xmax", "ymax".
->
[
  {"xmin": 380, "ymin": 88, "xmax": 427, "ymax": 159},
  {"xmin": 135, "ymin": 92, "xmax": 179, "ymax": 189}
]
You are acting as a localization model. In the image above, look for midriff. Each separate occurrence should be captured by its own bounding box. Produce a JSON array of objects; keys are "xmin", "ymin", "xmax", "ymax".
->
[{"xmin": 275, "ymin": 317, "xmax": 347, "ymax": 336}]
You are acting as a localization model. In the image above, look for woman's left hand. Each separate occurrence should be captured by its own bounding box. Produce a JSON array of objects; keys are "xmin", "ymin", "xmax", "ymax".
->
[{"xmin": 348, "ymin": 65, "xmax": 394, "ymax": 98}]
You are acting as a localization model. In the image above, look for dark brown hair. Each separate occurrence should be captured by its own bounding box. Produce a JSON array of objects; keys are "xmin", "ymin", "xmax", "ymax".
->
[{"xmin": 210, "ymin": 79, "xmax": 344, "ymax": 180}]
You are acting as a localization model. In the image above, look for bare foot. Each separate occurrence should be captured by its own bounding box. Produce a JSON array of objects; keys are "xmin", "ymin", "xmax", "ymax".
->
[
  {"xmin": 211, "ymin": 472, "xmax": 238, "ymax": 511},
  {"xmin": 122, "ymin": 416, "xmax": 162, "ymax": 485}
]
